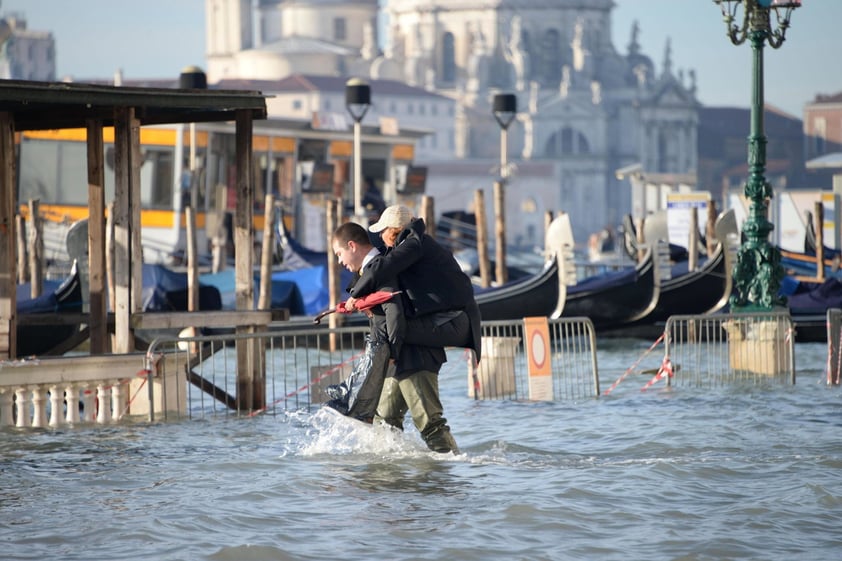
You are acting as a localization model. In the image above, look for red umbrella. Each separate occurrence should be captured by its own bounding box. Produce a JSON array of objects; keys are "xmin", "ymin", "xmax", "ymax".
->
[{"xmin": 312, "ymin": 290, "xmax": 402, "ymax": 324}]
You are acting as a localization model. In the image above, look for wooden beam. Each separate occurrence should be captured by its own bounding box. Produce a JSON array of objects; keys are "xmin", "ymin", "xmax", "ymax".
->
[
  {"xmin": 131, "ymin": 310, "xmax": 273, "ymax": 330},
  {"xmin": 87, "ymin": 119, "xmax": 108, "ymax": 354},
  {"xmin": 234, "ymin": 109, "xmax": 254, "ymax": 313},
  {"xmin": 233, "ymin": 109, "xmax": 264, "ymax": 411},
  {"xmin": 112, "ymin": 107, "xmax": 134, "ymax": 353},
  {"xmin": 130, "ymin": 112, "xmax": 143, "ymax": 317},
  {"xmin": 0, "ymin": 112, "xmax": 15, "ymax": 359},
  {"xmin": 494, "ymin": 180, "xmax": 507, "ymax": 285}
]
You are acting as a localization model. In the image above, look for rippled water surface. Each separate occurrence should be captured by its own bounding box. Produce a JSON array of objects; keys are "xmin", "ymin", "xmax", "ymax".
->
[{"xmin": 2, "ymin": 341, "xmax": 841, "ymax": 561}]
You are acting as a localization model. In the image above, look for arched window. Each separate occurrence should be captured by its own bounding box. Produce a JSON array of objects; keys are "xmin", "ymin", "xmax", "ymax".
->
[
  {"xmin": 545, "ymin": 127, "xmax": 590, "ymax": 157},
  {"xmin": 442, "ymin": 32, "xmax": 456, "ymax": 83},
  {"xmin": 657, "ymin": 128, "xmax": 679, "ymax": 172}
]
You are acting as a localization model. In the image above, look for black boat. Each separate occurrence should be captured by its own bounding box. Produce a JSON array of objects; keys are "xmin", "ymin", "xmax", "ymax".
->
[
  {"xmin": 559, "ymin": 248, "xmax": 660, "ymax": 331},
  {"xmin": 470, "ymin": 213, "xmax": 576, "ymax": 321},
  {"xmin": 617, "ymin": 209, "xmax": 738, "ymax": 336},
  {"xmin": 474, "ymin": 257, "xmax": 561, "ymax": 321},
  {"xmin": 476, "ymin": 212, "xmax": 661, "ymax": 331},
  {"xmin": 17, "ymin": 261, "xmax": 84, "ymax": 356}
]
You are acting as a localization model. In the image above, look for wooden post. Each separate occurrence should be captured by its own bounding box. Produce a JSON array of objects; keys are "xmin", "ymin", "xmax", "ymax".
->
[
  {"xmin": 233, "ymin": 109, "xmax": 263, "ymax": 411},
  {"xmin": 474, "ymin": 189, "xmax": 491, "ymax": 288},
  {"xmin": 326, "ymin": 197, "xmax": 341, "ymax": 343},
  {"xmin": 421, "ymin": 195, "xmax": 435, "ymax": 238},
  {"xmin": 706, "ymin": 199, "xmax": 718, "ymax": 257},
  {"xmin": 688, "ymin": 207, "xmax": 699, "ymax": 272},
  {"xmin": 27, "ymin": 199, "xmax": 42, "ymax": 298},
  {"xmin": 0, "ymin": 112, "xmax": 16, "ymax": 359},
  {"xmin": 816, "ymin": 201, "xmax": 825, "ymax": 282},
  {"xmin": 105, "ymin": 201, "xmax": 116, "ymax": 316},
  {"xmin": 211, "ymin": 184, "xmax": 227, "ymax": 273},
  {"xmin": 130, "ymin": 113, "xmax": 143, "ymax": 319},
  {"xmin": 16, "ymin": 215, "xmax": 26, "ymax": 284},
  {"xmin": 112, "ymin": 106, "xmax": 140, "ymax": 353},
  {"xmin": 493, "ymin": 180, "xmax": 507, "ymax": 285},
  {"xmin": 87, "ymin": 119, "xmax": 107, "ymax": 354},
  {"xmin": 186, "ymin": 206, "xmax": 199, "ymax": 311},
  {"xmin": 257, "ymin": 194, "xmax": 275, "ymax": 310}
]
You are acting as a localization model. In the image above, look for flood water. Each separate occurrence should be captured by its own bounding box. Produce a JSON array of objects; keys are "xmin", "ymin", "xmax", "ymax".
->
[{"xmin": 1, "ymin": 340, "xmax": 841, "ymax": 561}]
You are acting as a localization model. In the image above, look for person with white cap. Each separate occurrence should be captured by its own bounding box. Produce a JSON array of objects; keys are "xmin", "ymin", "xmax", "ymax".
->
[
  {"xmin": 344, "ymin": 204, "xmax": 482, "ymax": 453},
  {"xmin": 348, "ymin": 204, "xmax": 482, "ymax": 363},
  {"xmin": 332, "ymin": 220, "xmax": 457, "ymax": 453}
]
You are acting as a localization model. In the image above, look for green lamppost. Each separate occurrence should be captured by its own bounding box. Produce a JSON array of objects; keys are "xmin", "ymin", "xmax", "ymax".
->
[{"xmin": 713, "ymin": 0, "xmax": 801, "ymax": 311}]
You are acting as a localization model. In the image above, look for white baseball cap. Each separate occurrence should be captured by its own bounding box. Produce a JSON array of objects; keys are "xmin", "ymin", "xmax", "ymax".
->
[{"xmin": 369, "ymin": 204, "xmax": 412, "ymax": 232}]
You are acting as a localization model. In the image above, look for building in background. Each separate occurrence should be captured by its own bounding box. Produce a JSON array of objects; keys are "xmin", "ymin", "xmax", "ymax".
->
[
  {"xmin": 0, "ymin": 12, "xmax": 55, "ymax": 81},
  {"xmin": 204, "ymin": 0, "xmax": 700, "ymax": 248}
]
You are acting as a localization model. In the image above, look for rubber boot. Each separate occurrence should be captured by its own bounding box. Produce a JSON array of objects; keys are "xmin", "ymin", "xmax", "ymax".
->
[{"xmin": 421, "ymin": 421, "xmax": 460, "ymax": 454}]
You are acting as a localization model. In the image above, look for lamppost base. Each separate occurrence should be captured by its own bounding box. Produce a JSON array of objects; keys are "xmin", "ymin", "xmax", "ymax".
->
[{"xmin": 729, "ymin": 242, "xmax": 786, "ymax": 312}]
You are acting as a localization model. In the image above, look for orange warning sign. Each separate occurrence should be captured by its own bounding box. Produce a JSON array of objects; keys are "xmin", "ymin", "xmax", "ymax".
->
[{"xmin": 523, "ymin": 316, "xmax": 551, "ymax": 377}]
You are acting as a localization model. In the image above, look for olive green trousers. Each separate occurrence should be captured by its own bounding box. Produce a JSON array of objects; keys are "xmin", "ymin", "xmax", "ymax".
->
[{"xmin": 374, "ymin": 370, "xmax": 459, "ymax": 453}]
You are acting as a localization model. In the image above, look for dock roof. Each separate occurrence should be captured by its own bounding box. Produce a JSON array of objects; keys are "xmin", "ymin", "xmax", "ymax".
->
[{"xmin": 0, "ymin": 79, "xmax": 267, "ymax": 131}]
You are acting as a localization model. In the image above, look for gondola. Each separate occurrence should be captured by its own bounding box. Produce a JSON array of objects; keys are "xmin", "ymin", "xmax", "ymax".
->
[
  {"xmin": 17, "ymin": 260, "xmax": 84, "ymax": 356},
  {"xmin": 559, "ymin": 248, "xmax": 659, "ymax": 331},
  {"xmin": 614, "ymin": 209, "xmax": 738, "ymax": 337},
  {"xmin": 474, "ymin": 257, "xmax": 561, "ymax": 321}
]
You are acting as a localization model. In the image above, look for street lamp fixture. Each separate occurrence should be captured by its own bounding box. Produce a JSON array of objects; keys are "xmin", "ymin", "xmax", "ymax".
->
[
  {"xmin": 345, "ymin": 78, "xmax": 371, "ymax": 223},
  {"xmin": 713, "ymin": 0, "xmax": 801, "ymax": 311},
  {"xmin": 493, "ymin": 93, "xmax": 517, "ymax": 181},
  {"xmin": 178, "ymin": 65, "xmax": 208, "ymax": 210},
  {"xmin": 491, "ymin": 93, "xmax": 517, "ymax": 285}
]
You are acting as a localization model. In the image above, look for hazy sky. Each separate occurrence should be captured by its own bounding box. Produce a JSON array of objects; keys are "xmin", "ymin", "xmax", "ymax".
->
[{"xmin": 2, "ymin": 0, "xmax": 838, "ymax": 117}]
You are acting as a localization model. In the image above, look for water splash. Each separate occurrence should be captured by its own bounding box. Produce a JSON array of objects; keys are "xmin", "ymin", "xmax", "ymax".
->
[{"xmin": 297, "ymin": 407, "xmax": 428, "ymax": 457}]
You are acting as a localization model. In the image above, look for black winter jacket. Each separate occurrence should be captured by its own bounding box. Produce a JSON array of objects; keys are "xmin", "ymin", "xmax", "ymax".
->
[{"xmin": 350, "ymin": 218, "xmax": 482, "ymax": 361}]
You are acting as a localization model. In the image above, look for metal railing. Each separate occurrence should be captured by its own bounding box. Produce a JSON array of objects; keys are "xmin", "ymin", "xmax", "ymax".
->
[
  {"xmin": 470, "ymin": 318, "xmax": 599, "ymax": 400},
  {"xmin": 144, "ymin": 326, "xmax": 373, "ymax": 421},
  {"xmin": 3, "ymin": 310, "xmax": 809, "ymax": 428},
  {"xmin": 141, "ymin": 317, "xmax": 600, "ymax": 420},
  {"xmin": 664, "ymin": 310, "xmax": 796, "ymax": 387}
]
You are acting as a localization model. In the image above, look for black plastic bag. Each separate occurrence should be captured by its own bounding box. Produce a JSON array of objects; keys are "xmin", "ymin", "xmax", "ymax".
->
[{"xmin": 326, "ymin": 334, "xmax": 390, "ymax": 422}]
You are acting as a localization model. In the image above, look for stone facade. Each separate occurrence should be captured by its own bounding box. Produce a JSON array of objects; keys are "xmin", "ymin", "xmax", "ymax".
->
[
  {"xmin": 205, "ymin": 0, "xmax": 700, "ymax": 245},
  {"xmin": 0, "ymin": 14, "xmax": 55, "ymax": 81}
]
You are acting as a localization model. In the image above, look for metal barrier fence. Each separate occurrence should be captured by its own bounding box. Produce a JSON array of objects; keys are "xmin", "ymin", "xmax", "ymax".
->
[
  {"xmin": 142, "ymin": 317, "xmax": 600, "ymax": 421},
  {"xmin": 144, "ymin": 326, "xmax": 373, "ymax": 421},
  {"xmin": 0, "ymin": 316, "xmax": 599, "ymax": 426},
  {"xmin": 826, "ymin": 308, "xmax": 842, "ymax": 385},
  {"xmin": 470, "ymin": 318, "xmax": 599, "ymax": 400},
  {"xmin": 5, "ymin": 309, "xmax": 810, "ymax": 426},
  {"xmin": 663, "ymin": 310, "xmax": 796, "ymax": 387}
]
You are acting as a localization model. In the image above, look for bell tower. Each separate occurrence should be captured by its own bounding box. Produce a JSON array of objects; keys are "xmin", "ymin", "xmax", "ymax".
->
[{"xmin": 205, "ymin": 0, "xmax": 254, "ymax": 82}]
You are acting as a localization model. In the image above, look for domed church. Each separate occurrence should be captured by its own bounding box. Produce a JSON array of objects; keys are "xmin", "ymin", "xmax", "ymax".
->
[{"xmin": 205, "ymin": 0, "xmax": 699, "ymax": 245}]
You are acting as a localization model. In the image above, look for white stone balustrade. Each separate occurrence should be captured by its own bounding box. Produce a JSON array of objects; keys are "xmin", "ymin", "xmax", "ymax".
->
[{"xmin": 0, "ymin": 354, "xmax": 175, "ymax": 427}]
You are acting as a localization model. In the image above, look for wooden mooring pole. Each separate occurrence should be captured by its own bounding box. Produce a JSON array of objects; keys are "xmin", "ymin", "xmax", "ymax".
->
[
  {"xmin": 474, "ymin": 189, "xmax": 491, "ymax": 288},
  {"xmin": 493, "ymin": 180, "xmax": 507, "ymax": 285},
  {"xmin": 326, "ymin": 197, "xmax": 341, "ymax": 350},
  {"xmin": 27, "ymin": 199, "xmax": 42, "ymax": 298}
]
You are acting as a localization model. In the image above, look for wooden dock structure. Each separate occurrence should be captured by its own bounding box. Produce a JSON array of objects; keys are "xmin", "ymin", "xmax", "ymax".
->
[{"xmin": 0, "ymin": 78, "xmax": 271, "ymax": 410}]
